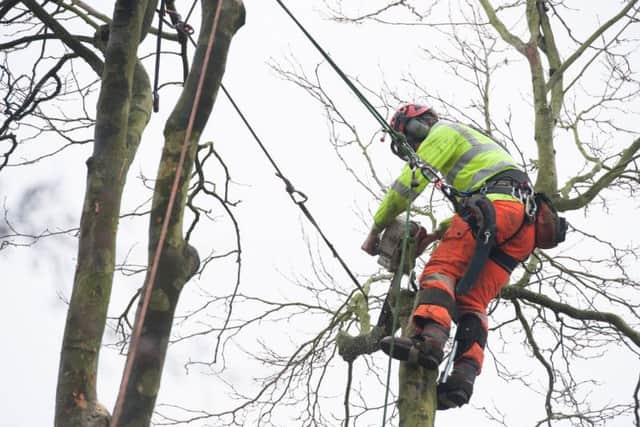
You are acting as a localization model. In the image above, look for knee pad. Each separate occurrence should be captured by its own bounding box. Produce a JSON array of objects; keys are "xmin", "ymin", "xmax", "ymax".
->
[
  {"xmin": 414, "ymin": 287, "xmax": 456, "ymax": 328},
  {"xmin": 453, "ymin": 313, "xmax": 487, "ymax": 361}
]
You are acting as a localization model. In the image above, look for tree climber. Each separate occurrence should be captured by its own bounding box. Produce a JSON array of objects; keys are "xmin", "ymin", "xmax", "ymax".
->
[{"xmin": 361, "ymin": 104, "xmax": 536, "ymax": 410}]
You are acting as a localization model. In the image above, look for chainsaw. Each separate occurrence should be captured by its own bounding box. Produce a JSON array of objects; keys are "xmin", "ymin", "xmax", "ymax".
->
[
  {"xmin": 376, "ymin": 217, "xmax": 425, "ymax": 274},
  {"xmin": 375, "ymin": 218, "xmax": 426, "ymax": 331}
]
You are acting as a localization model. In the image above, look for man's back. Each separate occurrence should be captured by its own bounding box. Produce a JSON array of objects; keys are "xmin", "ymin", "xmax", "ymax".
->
[{"xmin": 416, "ymin": 121, "xmax": 518, "ymax": 193}]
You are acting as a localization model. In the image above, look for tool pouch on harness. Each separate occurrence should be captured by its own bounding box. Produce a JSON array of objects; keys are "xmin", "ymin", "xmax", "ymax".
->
[
  {"xmin": 455, "ymin": 194, "xmax": 497, "ymax": 296},
  {"xmin": 533, "ymin": 193, "xmax": 568, "ymax": 249},
  {"xmin": 377, "ymin": 218, "xmax": 424, "ymax": 274}
]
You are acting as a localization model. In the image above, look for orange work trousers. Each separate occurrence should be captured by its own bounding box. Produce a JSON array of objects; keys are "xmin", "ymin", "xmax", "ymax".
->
[{"xmin": 413, "ymin": 200, "xmax": 535, "ymax": 370}]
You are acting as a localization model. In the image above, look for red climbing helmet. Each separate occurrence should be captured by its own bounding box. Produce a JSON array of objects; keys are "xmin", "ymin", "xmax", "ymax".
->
[{"xmin": 389, "ymin": 103, "xmax": 437, "ymax": 134}]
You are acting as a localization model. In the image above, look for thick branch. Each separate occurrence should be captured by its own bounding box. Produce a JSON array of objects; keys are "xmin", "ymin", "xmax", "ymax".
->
[
  {"xmin": 336, "ymin": 287, "xmax": 414, "ymax": 362},
  {"xmin": 537, "ymin": 0, "xmax": 563, "ymax": 119},
  {"xmin": 54, "ymin": 1, "xmax": 153, "ymax": 425},
  {"xmin": 336, "ymin": 326, "xmax": 387, "ymax": 362},
  {"xmin": 69, "ymin": 0, "xmax": 111, "ymax": 23},
  {"xmin": 501, "ymin": 286, "xmax": 640, "ymax": 347},
  {"xmin": 555, "ymin": 136, "xmax": 640, "ymax": 211}
]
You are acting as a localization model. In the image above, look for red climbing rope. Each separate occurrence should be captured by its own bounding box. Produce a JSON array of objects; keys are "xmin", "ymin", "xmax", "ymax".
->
[{"xmin": 110, "ymin": 2, "xmax": 224, "ymax": 425}]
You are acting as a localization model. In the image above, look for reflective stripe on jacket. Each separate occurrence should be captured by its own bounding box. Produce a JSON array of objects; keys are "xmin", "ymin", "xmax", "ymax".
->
[{"xmin": 373, "ymin": 121, "xmax": 520, "ymax": 230}]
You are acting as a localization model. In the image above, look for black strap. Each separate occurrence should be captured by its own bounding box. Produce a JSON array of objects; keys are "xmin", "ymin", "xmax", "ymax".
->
[
  {"xmin": 489, "ymin": 248, "xmax": 520, "ymax": 274},
  {"xmin": 453, "ymin": 313, "xmax": 488, "ymax": 360},
  {"xmin": 482, "ymin": 168, "xmax": 531, "ymax": 195},
  {"xmin": 416, "ymin": 288, "xmax": 456, "ymax": 317},
  {"xmin": 485, "ymin": 169, "xmax": 529, "ymax": 186},
  {"xmin": 456, "ymin": 195, "xmax": 497, "ymax": 296}
]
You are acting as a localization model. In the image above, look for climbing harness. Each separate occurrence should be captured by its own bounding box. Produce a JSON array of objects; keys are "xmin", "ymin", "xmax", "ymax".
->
[
  {"xmin": 454, "ymin": 169, "xmax": 537, "ymax": 295},
  {"xmin": 453, "ymin": 169, "xmax": 568, "ymax": 293},
  {"xmin": 272, "ymin": 0, "xmax": 550, "ymax": 289}
]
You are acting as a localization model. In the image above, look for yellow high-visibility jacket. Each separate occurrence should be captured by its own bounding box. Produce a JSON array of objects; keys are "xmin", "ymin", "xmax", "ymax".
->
[{"xmin": 373, "ymin": 120, "xmax": 522, "ymax": 231}]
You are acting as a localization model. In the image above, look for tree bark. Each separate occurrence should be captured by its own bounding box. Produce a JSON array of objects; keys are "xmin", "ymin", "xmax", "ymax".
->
[
  {"xmin": 54, "ymin": 1, "xmax": 154, "ymax": 425},
  {"xmin": 398, "ymin": 293, "xmax": 437, "ymax": 427},
  {"xmin": 524, "ymin": 2, "xmax": 558, "ymax": 194},
  {"xmin": 114, "ymin": 1, "xmax": 245, "ymax": 425}
]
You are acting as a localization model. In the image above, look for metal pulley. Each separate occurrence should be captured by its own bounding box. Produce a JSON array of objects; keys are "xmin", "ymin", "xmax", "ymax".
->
[{"xmin": 377, "ymin": 218, "xmax": 423, "ymax": 274}]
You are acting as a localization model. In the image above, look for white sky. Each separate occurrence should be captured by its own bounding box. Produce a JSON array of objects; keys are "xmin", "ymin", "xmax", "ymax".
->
[{"xmin": 1, "ymin": 1, "xmax": 639, "ymax": 426}]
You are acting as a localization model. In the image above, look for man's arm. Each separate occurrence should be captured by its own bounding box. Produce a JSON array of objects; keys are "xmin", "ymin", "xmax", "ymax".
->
[
  {"xmin": 361, "ymin": 164, "xmax": 430, "ymax": 255},
  {"xmin": 361, "ymin": 124, "xmax": 457, "ymax": 255}
]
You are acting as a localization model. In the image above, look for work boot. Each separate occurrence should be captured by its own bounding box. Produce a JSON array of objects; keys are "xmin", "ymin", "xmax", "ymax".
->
[
  {"xmin": 437, "ymin": 358, "xmax": 478, "ymax": 410},
  {"xmin": 379, "ymin": 321, "xmax": 449, "ymax": 370}
]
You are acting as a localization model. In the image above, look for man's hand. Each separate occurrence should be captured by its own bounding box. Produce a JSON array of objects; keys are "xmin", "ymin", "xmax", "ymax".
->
[
  {"xmin": 416, "ymin": 229, "xmax": 440, "ymax": 255},
  {"xmin": 361, "ymin": 229, "xmax": 381, "ymax": 255}
]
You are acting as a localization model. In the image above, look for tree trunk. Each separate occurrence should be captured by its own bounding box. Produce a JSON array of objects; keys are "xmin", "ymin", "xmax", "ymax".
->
[
  {"xmin": 398, "ymin": 292, "xmax": 437, "ymax": 427},
  {"xmin": 54, "ymin": 1, "xmax": 153, "ymax": 425},
  {"xmin": 522, "ymin": 4, "xmax": 559, "ymax": 195},
  {"xmin": 114, "ymin": 1, "xmax": 245, "ymax": 425},
  {"xmin": 526, "ymin": 39, "xmax": 558, "ymax": 194}
]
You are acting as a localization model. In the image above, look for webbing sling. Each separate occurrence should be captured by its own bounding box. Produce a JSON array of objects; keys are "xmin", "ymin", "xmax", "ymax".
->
[{"xmin": 455, "ymin": 195, "xmax": 497, "ymax": 296}]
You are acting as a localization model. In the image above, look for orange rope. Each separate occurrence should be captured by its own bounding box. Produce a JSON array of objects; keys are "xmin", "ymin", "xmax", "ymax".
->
[{"xmin": 110, "ymin": 2, "xmax": 224, "ymax": 425}]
